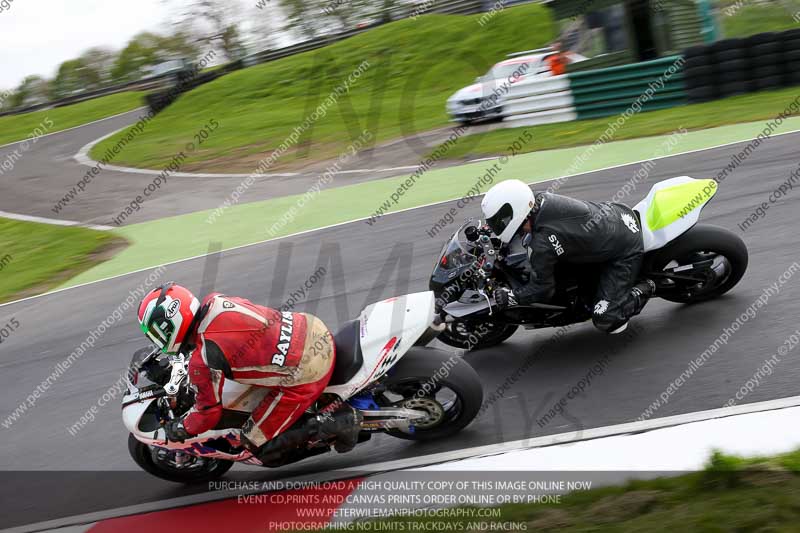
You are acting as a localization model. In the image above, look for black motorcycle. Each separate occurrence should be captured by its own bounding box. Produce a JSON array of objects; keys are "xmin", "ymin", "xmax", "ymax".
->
[{"xmin": 430, "ymin": 178, "xmax": 749, "ymax": 350}]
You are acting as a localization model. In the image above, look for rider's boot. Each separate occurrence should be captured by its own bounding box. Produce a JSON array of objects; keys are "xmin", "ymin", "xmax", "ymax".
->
[
  {"xmin": 241, "ymin": 422, "xmax": 316, "ymax": 465},
  {"xmin": 241, "ymin": 406, "xmax": 363, "ymax": 462},
  {"xmin": 609, "ymin": 279, "xmax": 656, "ymax": 335},
  {"xmin": 631, "ymin": 279, "xmax": 657, "ymax": 311},
  {"xmin": 315, "ymin": 405, "xmax": 364, "ymax": 453}
]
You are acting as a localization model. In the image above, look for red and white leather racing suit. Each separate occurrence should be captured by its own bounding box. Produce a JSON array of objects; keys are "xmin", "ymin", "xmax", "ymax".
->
[{"xmin": 182, "ymin": 293, "xmax": 336, "ymax": 448}]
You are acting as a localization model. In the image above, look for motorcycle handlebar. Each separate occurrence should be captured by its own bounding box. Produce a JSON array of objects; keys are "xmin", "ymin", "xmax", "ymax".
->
[{"xmin": 475, "ymin": 234, "xmax": 497, "ymax": 286}]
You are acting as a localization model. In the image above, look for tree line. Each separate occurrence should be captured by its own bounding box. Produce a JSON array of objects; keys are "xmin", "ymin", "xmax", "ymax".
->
[{"xmin": 1, "ymin": 0, "xmax": 416, "ymax": 110}]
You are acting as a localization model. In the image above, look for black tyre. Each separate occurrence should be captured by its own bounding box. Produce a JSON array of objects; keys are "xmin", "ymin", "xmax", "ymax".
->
[
  {"xmin": 747, "ymin": 33, "xmax": 779, "ymax": 46},
  {"xmin": 755, "ymin": 64, "xmax": 781, "ymax": 78},
  {"xmin": 711, "ymin": 39, "xmax": 744, "ymax": 53},
  {"xmin": 684, "ymin": 45, "xmax": 710, "ymax": 59},
  {"xmin": 684, "ymin": 65, "xmax": 712, "ymax": 76},
  {"xmin": 781, "ymin": 29, "xmax": 800, "ymax": 42},
  {"xmin": 128, "ymin": 433, "xmax": 234, "ymax": 484},
  {"xmin": 718, "ymin": 59, "xmax": 749, "ymax": 73},
  {"xmin": 784, "ymin": 38, "xmax": 800, "ymax": 53},
  {"xmin": 684, "ymin": 67, "xmax": 714, "ymax": 87},
  {"xmin": 382, "ymin": 347, "xmax": 483, "ymax": 441},
  {"xmin": 715, "ymin": 49, "xmax": 746, "ymax": 62},
  {"xmin": 688, "ymin": 85, "xmax": 716, "ymax": 102},
  {"xmin": 785, "ymin": 49, "xmax": 800, "ymax": 62},
  {"xmin": 645, "ymin": 224, "xmax": 748, "ymax": 304},
  {"xmin": 755, "ymin": 75, "xmax": 785, "ymax": 90},
  {"xmin": 437, "ymin": 317, "xmax": 518, "ymax": 350},
  {"xmin": 718, "ymin": 69, "xmax": 747, "ymax": 84},
  {"xmin": 752, "ymin": 53, "xmax": 781, "ymax": 68},
  {"xmin": 753, "ymin": 43, "xmax": 781, "ymax": 57},
  {"xmin": 719, "ymin": 81, "xmax": 751, "ymax": 96},
  {"xmin": 685, "ymin": 55, "xmax": 712, "ymax": 70}
]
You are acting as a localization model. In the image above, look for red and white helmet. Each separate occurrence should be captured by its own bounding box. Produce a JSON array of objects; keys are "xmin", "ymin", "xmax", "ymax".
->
[{"xmin": 137, "ymin": 283, "xmax": 200, "ymax": 354}]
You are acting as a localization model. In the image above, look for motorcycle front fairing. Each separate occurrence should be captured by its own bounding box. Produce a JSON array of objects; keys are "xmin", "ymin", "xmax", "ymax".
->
[
  {"xmin": 122, "ymin": 354, "xmax": 255, "ymax": 459},
  {"xmin": 430, "ymin": 223, "xmax": 481, "ymax": 297}
]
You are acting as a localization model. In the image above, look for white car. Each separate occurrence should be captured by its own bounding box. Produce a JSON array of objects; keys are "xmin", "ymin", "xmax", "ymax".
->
[{"xmin": 446, "ymin": 49, "xmax": 585, "ymax": 124}]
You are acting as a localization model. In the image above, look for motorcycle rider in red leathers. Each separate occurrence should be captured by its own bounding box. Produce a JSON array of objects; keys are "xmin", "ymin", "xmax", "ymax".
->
[{"xmin": 137, "ymin": 283, "xmax": 362, "ymax": 464}]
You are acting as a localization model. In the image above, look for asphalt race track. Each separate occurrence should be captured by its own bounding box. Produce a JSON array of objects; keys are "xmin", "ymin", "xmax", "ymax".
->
[
  {"xmin": 0, "ymin": 109, "xmax": 461, "ymax": 226},
  {"xmin": 1, "ymin": 117, "xmax": 800, "ymax": 527}
]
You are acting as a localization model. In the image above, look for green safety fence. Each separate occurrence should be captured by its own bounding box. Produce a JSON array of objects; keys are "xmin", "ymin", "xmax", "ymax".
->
[{"xmin": 567, "ymin": 56, "xmax": 688, "ymax": 120}]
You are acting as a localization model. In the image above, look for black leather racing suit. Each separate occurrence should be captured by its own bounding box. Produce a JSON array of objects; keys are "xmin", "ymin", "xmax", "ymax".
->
[{"xmin": 514, "ymin": 192, "xmax": 648, "ymax": 332}]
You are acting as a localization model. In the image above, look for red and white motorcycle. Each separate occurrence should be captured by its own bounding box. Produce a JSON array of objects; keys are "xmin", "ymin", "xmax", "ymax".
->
[{"xmin": 122, "ymin": 291, "xmax": 483, "ymax": 483}]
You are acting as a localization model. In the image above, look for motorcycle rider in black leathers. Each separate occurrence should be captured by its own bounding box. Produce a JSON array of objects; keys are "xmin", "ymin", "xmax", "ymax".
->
[{"xmin": 481, "ymin": 179, "xmax": 656, "ymax": 334}]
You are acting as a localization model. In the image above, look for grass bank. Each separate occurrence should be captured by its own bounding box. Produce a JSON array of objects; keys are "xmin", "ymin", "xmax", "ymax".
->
[
  {"xmin": 721, "ymin": 2, "xmax": 800, "ymax": 38},
  {"xmin": 0, "ymin": 91, "xmax": 145, "ymax": 146},
  {"xmin": 88, "ymin": 4, "xmax": 555, "ymax": 172},
  {"xmin": 0, "ymin": 218, "xmax": 125, "ymax": 303}
]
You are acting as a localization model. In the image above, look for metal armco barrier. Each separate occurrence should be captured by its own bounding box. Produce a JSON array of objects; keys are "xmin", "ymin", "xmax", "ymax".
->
[
  {"xmin": 567, "ymin": 56, "xmax": 687, "ymax": 120},
  {"xmin": 502, "ymin": 75, "xmax": 577, "ymax": 126},
  {"xmin": 684, "ymin": 29, "xmax": 800, "ymax": 104}
]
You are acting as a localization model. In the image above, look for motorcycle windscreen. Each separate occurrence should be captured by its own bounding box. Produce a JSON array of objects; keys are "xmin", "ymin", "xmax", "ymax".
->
[
  {"xmin": 126, "ymin": 348, "xmax": 159, "ymax": 388},
  {"xmin": 434, "ymin": 228, "xmax": 478, "ymax": 271},
  {"xmin": 431, "ymin": 228, "xmax": 480, "ymax": 299},
  {"xmin": 633, "ymin": 176, "xmax": 717, "ymax": 252},
  {"xmin": 441, "ymin": 239, "xmax": 477, "ymax": 269}
]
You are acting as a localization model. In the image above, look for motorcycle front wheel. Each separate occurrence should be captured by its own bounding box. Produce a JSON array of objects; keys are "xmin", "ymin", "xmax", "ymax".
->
[
  {"xmin": 437, "ymin": 317, "xmax": 518, "ymax": 350},
  {"xmin": 128, "ymin": 433, "xmax": 234, "ymax": 484}
]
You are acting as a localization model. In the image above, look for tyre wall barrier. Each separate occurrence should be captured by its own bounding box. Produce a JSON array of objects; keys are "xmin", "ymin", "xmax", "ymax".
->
[
  {"xmin": 146, "ymin": 61, "xmax": 244, "ymax": 114},
  {"xmin": 684, "ymin": 28, "xmax": 800, "ymax": 103}
]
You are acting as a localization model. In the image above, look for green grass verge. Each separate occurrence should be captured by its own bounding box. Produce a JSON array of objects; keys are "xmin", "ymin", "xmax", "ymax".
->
[
  {"xmin": 0, "ymin": 218, "xmax": 125, "ymax": 303},
  {"xmin": 312, "ymin": 449, "xmax": 800, "ymax": 532},
  {"xmin": 63, "ymin": 115, "xmax": 800, "ymax": 288},
  {"xmin": 88, "ymin": 4, "xmax": 555, "ymax": 172},
  {"xmin": 438, "ymin": 86, "xmax": 800, "ymax": 160},
  {"xmin": 722, "ymin": 3, "xmax": 800, "ymax": 39},
  {"xmin": 0, "ymin": 92, "xmax": 145, "ymax": 146}
]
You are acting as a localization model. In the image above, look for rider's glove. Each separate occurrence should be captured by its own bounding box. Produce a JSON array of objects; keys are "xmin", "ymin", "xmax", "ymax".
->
[
  {"xmin": 164, "ymin": 417, "xmax": 192, "ymax": 443},
  {"xmin": 494, "ymin": 288, "xmax": 517, "ymax": 309}
]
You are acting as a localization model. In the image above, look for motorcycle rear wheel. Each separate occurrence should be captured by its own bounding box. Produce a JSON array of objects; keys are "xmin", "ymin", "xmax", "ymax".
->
[
  {"xmin": 128, "ymin": 433, "xmax": 234, "ymax": 484},
  {"xmin": 646, "ymin": 224, "xmax": 748, "ymax": 304},
  {"xmin": 381, "ymin": 347, "xmax": 483, "ymax": 441}
]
